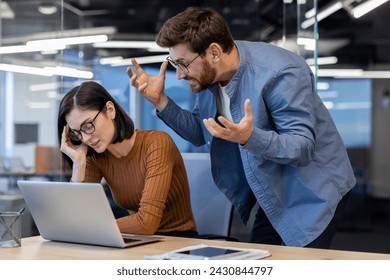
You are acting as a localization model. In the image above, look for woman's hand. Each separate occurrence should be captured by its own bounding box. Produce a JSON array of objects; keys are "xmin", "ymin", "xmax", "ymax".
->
[
  {"xmin": 60, "ymin": 125, "xmax": 89, "ymax": 161},
  {"xmin": 60, "ymin": 125, "xmax": 88, "ymax": 182}
]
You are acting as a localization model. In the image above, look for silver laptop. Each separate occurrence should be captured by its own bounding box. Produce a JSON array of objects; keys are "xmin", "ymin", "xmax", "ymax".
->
[{"xmin": 17, "ymin": 180, "xmax": 163, "ymax": 248}]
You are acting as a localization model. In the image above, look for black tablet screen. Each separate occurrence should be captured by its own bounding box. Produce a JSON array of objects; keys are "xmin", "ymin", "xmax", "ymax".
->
[{"xmin": 180, "ymin": 247, "xmax": 241, "ymax": 257}]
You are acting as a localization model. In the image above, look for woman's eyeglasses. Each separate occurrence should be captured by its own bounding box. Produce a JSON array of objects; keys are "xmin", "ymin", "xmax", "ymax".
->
[
  {"xmin": 166, "ymin": 54, "xmax": 200, "ymax": 73},
  {"xmin": 68, "ymin": 107, "xmax": 104, "ymax": 141}
]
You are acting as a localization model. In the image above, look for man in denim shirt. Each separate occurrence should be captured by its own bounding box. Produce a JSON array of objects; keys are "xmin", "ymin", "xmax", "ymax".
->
[{"xmin": 127, "ymin": 7, "xmax": 356, "ymax": 248}]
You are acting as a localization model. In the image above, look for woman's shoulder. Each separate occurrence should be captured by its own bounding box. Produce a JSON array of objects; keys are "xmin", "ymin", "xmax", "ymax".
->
[
  {"xmin": 136, "ymin": 130, "xmax": 179, "ymax": 158},
  {"xmin": 136, "ymin": 129, "xmax": 174, "ymax": 145},
  {"xmin": 137, "ymin": 129, "xmax": 171, "ymax": 138}
]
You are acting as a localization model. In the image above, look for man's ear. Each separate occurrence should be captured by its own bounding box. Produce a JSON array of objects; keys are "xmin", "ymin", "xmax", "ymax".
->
[{"xmin": 209, "ymin": 43, "xmax": 222, "ymax": 62}]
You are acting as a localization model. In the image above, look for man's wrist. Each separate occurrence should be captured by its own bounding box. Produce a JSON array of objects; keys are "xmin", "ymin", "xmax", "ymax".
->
[{"xmin": 156, "ymin": 96, "xmax": 169, "ymax": 112}]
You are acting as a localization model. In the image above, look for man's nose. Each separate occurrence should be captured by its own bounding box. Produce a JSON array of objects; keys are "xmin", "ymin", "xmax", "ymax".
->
[{"xmin": 176, "ymin": 67, "xmax": 186, "ymax": 80}]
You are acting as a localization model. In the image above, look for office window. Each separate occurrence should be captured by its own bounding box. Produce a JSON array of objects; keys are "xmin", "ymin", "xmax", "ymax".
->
[
  {"xmin": 14, "ymin": 123, "xmax": 39, "ymax": 144},
  {"xmin": 318, "ymin": 78, "xmax": 372, "ymax": 148},
  {"xmin": 139, "ymin": 67, "xmax": 198, "ymax": 152}
]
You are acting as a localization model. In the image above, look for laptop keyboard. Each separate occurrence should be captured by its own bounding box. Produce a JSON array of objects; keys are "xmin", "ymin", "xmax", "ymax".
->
[{"xmin": 123, "ymin": 237, "xmax": 140, "ymax": 243}]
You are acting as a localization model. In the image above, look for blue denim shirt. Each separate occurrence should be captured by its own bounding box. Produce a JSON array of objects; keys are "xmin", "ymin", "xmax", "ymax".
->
[{"xmin": 157, "ymin": 41, "xmax": 356, "ymax": 246}]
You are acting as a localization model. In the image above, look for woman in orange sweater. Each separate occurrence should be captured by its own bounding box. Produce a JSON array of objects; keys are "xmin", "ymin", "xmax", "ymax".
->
[{"xmin": 57, "ymin": 81, "xmax": 197, "ymax": 237}]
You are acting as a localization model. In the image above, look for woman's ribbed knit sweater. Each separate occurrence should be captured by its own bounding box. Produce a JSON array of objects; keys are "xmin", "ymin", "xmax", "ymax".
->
[{"xmin": 84, "ymin": 130, "xmax": 196, "ymax": 235}]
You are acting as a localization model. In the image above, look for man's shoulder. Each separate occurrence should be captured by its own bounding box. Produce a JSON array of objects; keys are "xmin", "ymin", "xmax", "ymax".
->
[{"xmin": 236, "ymin": 40, "xmax": 307, "ymax": 70}]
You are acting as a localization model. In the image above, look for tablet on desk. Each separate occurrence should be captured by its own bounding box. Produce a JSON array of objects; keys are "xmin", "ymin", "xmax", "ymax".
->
[
  {"xmin": 173, "ymin": 246, "xmax": 249, "ymax": 259},
  {"xmin": 145, "ymin": 244, "xmax": 271, "ymax": 260}
]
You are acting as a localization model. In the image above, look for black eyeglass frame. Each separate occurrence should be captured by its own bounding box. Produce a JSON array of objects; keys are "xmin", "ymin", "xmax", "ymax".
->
[
  {"xmin": 166, "ymin": 54, "xmax": 200, "ymax": 73},
  {"xmin": 68, "ymin": 106, "xmax": 105, "ymax": 141}
]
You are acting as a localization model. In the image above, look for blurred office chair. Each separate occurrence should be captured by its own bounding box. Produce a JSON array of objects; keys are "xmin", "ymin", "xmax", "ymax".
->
[
  {"xmin": 181, "ymin": 153, "xmax": 237, "ymax": 241},
  {"xmin": 3, "ymin": 157, "xmax": 31, "ymax": 173},
  {"xmin": 34, "ymin": 145, "xmax": 61, "ymax": 174},
  {"xmin": 0, "ymin": 156, "xmax": 32, "ymax": 191}
]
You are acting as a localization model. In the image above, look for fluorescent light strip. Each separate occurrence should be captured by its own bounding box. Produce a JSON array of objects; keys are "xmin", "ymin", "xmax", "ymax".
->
[
  {"xmin": 351, "ymin": 0, "xmax": 389, "ymax": 18},
  {"xmin": 360, "ymin": 71, "xmax": 390, "ymax": 79},
  {"xmin": 297, "ymin": 38, "xmax": 315, "ymax": 46},
  {"xmin": 322, "ymin": 101, "xmax": 372, "ymax": 110},
  {"xmin": 47, "ymin": 91, "xmax": 60, "ymax": 99},
  {"xmin": 99, "ymin": 56, "xmax": 124, "ymax": 65},
  {"xmin": 43, "ymin": 66, "xmax": 93, "ymax": 79},
  {"xmin": 317, "ymin": 82, "xmax": 331, "ymax": 90},
  {"xmin": 323, "ymin": 101, "xmax": 334, "ymax": 109},
  {"xmin": 316, "ymin": 68, "xmax": 390, "ymax": 79},
  {"xmin": 27, "ymin": 102, "xmax": 52, "ymax": 109},
  {"xmin": 93, "ymin": 41, "xmax": 158, "ymax": 48},
  {"xmin": 27, "ymin": 35, "xmax": 108, "ymax": 47},
  {"xmin": 297, "ymin": 37, "xmax": 316, "ymax": 50},
  {"xmin": 332, "ymin": 101, "xmax": 372, "ymax": 110},
  {"xmin": 301, "ymin": 18, "xmax": 316, "ymax": 29},
  {"xmin": 318, "ymin": 69, "xmax": 364, "ymax": 77},
  {"xmin": 38, "ymin": 5, "xmax": 58, "ymax": 15},
  {"xmin": 29, "ymin": 81, "xmax": 78, "ymax": 92},
  {"xmin": 2, "ymin": 27, "xmax": 116, "ymax": 45},
  {"xmin": 301, "ymin": 1, "xmax": 344, "ymax": 29},
  {"xmin": 304, "ymin": 44, "xmax": 316, "ymax": 51},
  {"xmin": 0, "ymin": 2, "xmax": 15, "ymax": 19},
  {"xmin": 93, "ymin": 41, "xmax": 168, "ymax": 52},
  {"xmin": 0, "ymin": 63, "xmax": 93, "ymax": 79},
  {"xmin": 0, "ymin": 35, "xmax": 109, "ymax": 54},
  {"xmin": 0, "ymin": 64, "xmax": 52, "ymax": 76},
  {"xmin": 305, "ymin": 8, "xmax": 316, "ymax": 19},
  {"xmin": 317, "ymin": 1, "xmax": 344, "ymax": 21},
  {"xmin": 109, "ymin": 55, "xmax": 167, "ymax": 67},
  {"xmin": 0, "ymin": 44, "xmax": 66, "ymax": 54},
  {"xmin": 30, "ymin": 83, "xmax": 59, "ymax": 92},
  {"xmin": 306, "ymin": 56, "xmax": 338, "ymax": 66}
]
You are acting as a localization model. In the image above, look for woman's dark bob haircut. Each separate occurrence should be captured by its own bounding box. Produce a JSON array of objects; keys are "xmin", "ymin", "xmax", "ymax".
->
[{"xmin": 57, "ymin": 81, "xmax": 134, "ymax": 165}]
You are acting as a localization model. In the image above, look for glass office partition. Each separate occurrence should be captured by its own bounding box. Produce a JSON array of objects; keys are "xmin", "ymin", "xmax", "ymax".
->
[
  {"xmin": 0, "ymin": 0, "xmax": 319, "ymax": 169},
  {"xmin": 0, "ymin": 1, "xmax": 90, "ymax": 176},
  {"xmin": 297, "ymin": 0, "xmax": 317, "ymax": 84},
  {"xmin": 1, "ymin": 0, "xmax": 389, "ymax": 197}
]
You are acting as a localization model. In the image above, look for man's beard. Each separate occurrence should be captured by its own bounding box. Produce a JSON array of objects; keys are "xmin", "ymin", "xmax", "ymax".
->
[{"xmin": 187, "ymin": 59, "xmax": 216, "ymax": 93}]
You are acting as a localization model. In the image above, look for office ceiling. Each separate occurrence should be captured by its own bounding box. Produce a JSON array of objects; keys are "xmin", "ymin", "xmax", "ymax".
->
[{"xmin": 1, "ymin": 0, "xmax": 389, "ymax": 70}]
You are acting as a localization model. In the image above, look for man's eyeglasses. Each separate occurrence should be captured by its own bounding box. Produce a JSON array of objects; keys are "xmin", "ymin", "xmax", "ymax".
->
[
  {"xmin": 68, "ymin": 107, "xmax": 104, "ymax": 141},
  {"xmin": 166, "ymin": 54, "xmax": 200, "ymax": 73}
]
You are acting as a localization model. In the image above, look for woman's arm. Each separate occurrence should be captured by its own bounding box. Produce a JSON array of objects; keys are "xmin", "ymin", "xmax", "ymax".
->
[{"xmin": 116, "ymin": 132, "xmax": 176, "ymax": 234}]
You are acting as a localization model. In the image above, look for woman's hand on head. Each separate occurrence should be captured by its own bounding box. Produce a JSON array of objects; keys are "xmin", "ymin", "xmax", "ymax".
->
[{"xmin": 60, "ymin": 125, "xmax": 89, "ymax": 162}]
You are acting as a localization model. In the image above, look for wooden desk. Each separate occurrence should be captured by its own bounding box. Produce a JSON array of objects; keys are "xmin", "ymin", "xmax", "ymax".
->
[{"xmin": 2, "ymin": 235, "xmax": 390, "ymax": 260}]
